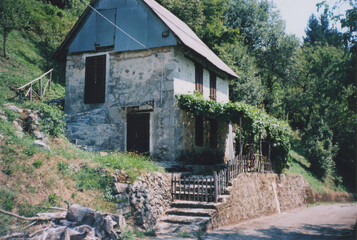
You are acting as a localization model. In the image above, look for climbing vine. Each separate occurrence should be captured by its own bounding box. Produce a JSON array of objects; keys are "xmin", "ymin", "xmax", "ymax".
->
[{"xmin": 176, "ymin": 93, "xmax": 292, "ymax": 171}]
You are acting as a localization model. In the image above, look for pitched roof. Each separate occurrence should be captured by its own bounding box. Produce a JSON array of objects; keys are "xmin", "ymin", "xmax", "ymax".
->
[
  {"xmin": 56, "ymin": 0, "xmax": 238, "ymax": 78},
  {"xmin": 142, "ymin": 0, "xmax": 238, "ymax": 78}
]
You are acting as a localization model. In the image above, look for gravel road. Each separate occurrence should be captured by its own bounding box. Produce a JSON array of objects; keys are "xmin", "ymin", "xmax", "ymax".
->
[{"xmin": 205, "ymin": 203, "xmax": 357, "ymax": 240}]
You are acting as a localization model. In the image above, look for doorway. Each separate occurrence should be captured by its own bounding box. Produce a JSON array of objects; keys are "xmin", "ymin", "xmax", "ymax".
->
[{"xmin": 126, "ymin": 112, "xmax": 150, "ymax": 154}]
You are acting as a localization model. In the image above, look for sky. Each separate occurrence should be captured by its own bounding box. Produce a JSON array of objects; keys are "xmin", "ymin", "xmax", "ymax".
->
[{"xmin": 271, "ymin": 0, "xmax": 349, "ymax": 41}]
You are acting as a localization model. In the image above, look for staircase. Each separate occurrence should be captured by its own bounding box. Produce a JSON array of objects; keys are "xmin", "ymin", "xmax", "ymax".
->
[
  {"xmin": 155, "ymin": 200, "xmax": 219, "ymax": 236},
  {"xmin": 154, "ymin": 175, "xmax": 231, "ymax": 237},
  {"xmin": 153, "ymin": 156, "xmax": 273, "ymax": 238}
]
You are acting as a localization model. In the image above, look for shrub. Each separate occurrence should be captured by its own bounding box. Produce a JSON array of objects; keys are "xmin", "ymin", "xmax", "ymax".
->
[
  {"xmin": 33, "ymin": 160, "xmax": 43, "ymax": 169},
  {"xmin": 24, "ymin": 101, "xmax": 65, "ymax": 136},
  {"xmin": 302, "ymin": 115, "xmax": 337, "ymax": 179}
]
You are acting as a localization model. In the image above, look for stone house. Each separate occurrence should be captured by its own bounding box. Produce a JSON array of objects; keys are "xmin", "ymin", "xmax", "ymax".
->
[{"xmin": 56, "ymin": 0, "xmax": 238, "ymax": 163}]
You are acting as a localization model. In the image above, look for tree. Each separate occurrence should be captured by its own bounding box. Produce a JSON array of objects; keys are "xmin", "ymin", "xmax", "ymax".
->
[
  {"xmin": 304, "ymin": 14, "xmax": 343, "ymax": 47},
  {"xmin": 156, "ymin": 0, "xmax": 205, "ymax": 35},
  {"xmin": 0, "ymin": 0, "xmax": 29, "ymax": 58}
]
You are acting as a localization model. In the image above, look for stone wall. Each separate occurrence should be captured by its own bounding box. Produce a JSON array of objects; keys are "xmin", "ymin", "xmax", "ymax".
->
[
  {"xmin": 208, "ymin": 173, "xmax": 354, "ymax": 230},
  {"xmin": 113, "ymin": 171, "xmax": 171, "ymax": 230}
]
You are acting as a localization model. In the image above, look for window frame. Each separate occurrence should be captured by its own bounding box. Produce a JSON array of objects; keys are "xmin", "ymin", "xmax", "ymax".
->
[
  {"xmin": 195, "ymin": 63, "xmax": 203, "ymax": 94},
  {"xmin": 83, "ymin": 53, "xmax": 109, "ymax": 104},
  {"xmin": 209, "ymin": 71, "xmax": 217, "ymax": 101}
]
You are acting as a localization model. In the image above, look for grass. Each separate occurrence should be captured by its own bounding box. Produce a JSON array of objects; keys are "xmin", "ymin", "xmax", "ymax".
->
[{"xmin": 284, "ymin": 141, "xmax": 347, "ymax": 193}]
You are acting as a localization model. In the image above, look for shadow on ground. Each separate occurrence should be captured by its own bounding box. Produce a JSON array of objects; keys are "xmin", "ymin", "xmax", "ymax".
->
[{"xmin": 205, "ymin": 224, "xmax": 355, "ymax": 240}]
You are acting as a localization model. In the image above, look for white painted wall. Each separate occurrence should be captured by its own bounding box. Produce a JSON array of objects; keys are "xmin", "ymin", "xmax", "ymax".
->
[{"xmin": 173, "ymin": 50, "xmax": 230, "ymax": 103}]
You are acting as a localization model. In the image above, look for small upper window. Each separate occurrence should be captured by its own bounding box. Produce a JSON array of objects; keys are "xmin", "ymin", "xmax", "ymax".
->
[
  {"xmin": 84, "ymin": 55, "xmax": 106, "ymax": 104},
  {"xmin": 210, "ymin": 72, "xmax": 216, "ymax": 101},
  {"xmin": 195, "ymin": 63, "xmax": 203, "ymax": 94}
]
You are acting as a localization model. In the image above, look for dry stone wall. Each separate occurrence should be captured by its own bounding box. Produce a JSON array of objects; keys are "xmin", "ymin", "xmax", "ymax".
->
[
  {"xmin": 208, "ymin": 173, "xmax": 354, "ymax": 230},
  {"xmin": 113, "ymin": 171, "xmax": 171, "ymax": 230}
]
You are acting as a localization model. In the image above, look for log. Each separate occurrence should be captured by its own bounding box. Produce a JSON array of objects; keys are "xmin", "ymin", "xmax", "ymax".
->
[
  {"xmin": 0, "ymin": 232, "xmax": 25, "ymax": 240},
  {"xmin": 0, "ymin": 208, "xmax": 66, "ymax": 221}
]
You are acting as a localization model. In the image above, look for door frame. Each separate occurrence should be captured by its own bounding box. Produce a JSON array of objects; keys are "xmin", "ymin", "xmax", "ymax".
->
[{"xmin": 125, "ymin": 109, "xmax": 153, "ymax": 155}]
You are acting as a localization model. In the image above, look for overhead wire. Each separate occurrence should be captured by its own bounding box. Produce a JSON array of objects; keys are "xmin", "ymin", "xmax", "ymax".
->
[{"xmin": 80, "ymin": 0, "xmax": 147, "ymax": 49}]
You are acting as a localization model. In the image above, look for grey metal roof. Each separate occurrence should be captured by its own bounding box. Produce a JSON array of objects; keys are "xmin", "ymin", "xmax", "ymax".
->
[{"xmin": 143, "ymin": 0, "xmax": 238, "ymax": 78}]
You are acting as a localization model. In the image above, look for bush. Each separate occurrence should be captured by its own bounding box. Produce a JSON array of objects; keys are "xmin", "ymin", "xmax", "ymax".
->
[
  {"xmin": 302, "ymin": 116, "xmax": 337, "ymax": 179},
  {"xmin": 33, "ymin": 160, "xmax": 43, "ymax": 169},
  {"xmin": 24, "ymin": 101, "xmax": 65, "ymax": 136}
]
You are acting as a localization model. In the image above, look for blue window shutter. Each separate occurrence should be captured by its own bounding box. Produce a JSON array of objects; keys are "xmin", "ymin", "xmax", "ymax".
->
[{"xmin": 96, "ymin": 9, "xmax": 116, "ymax": 47}]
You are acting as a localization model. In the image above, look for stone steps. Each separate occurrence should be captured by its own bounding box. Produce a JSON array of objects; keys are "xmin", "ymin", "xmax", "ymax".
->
[
  {"xmin": 167, "ymin": 208, "xmax": 215, "ymax": 217},
  {"xmin": 160, "ymin": 215, "xmax": 211, "ymax": 225},
  {"xmin": 171, "ymin": 200, "xmax": 219, "ymax": 209}
]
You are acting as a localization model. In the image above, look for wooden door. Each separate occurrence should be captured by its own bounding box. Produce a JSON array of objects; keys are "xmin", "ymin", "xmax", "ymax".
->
[{"xmin": 127, "ymin": 113, "xmax": 150, "ymax": 154}]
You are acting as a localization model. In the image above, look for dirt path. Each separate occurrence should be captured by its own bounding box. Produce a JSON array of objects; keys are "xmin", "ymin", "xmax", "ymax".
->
[{"xmin": 205, "ymin": 203, "xmax": 357, "ymax": 240}]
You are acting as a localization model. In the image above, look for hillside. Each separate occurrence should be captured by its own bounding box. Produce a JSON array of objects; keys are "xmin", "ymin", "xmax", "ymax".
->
[{"xmin": 0, "ymin": 0, "xmax": 355, "ymax": 237}]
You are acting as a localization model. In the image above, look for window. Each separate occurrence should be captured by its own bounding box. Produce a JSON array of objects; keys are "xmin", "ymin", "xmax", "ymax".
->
[
  {"xmin": 195, "ymin": 63, "xmax": 203, "ymax": 94},
  {"xmin": 210, "ymin": 71, "xmax": 216, "ymax": 101},
  {"xmin": 84, "ymin": 55, "xmax": 106, "ymax": 104},
  {"xmin": 210, "ymin": 119, "xmax": 217, "ymax": 148},
  {"xmin": 195, "ymin": 115, "xmax": 203, "ymax": 146}
]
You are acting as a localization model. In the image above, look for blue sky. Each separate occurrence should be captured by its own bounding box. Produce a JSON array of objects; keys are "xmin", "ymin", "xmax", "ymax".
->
[{"xmin": 271, "ymin": 0, "xmax": 350, "ymax": 41}]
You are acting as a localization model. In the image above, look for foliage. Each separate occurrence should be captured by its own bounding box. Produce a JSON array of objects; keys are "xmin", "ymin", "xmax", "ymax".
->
[
  {"xmin": 176, "ymin": 93, "xmax": 292, "ymax": 171},
  {"xmin": 301, "ymin": 116, "xmax": 337, "ymax": 179},
  {"xmin": 0, "ymin": 0, "xmax": 30, "ymax": 58},
  {"xmin": 24, "ymin": 101, "xmax": 65, "ymax": 136},
  {"xmin": 304, "ymin": 14, "xmax": 343, "ymax": 47}
]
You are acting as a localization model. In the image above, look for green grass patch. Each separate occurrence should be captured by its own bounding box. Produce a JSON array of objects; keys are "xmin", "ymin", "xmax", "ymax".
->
[
  {"xmin": 94, "ymin": 152, "xmax": 164, "ymax": 182},
  {"xmin": 285, "ymin": 147, "xmax": 347, "ymax": 193}
]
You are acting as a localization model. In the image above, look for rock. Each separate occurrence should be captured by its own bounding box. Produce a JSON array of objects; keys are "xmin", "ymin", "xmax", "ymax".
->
[
  {"xmin": 0, "ymin": 115, "xmax": 7, "ymax": 121},
  {"xmin": 100, "ymin": 151, "xmax": 108, "ymax": 156},
  {"xmin": 66, "ymin": 204, "xmax": 94, "ymax": 223},
  {"xmin": 68, "ymin": 164, "xmax": 80, "ymax": 172},
  {"xmin": 33, "ymin": 130, "xmax": 45, "ymax": 140},
  {"xmin": 111, "ymin": 214, "xmax": 126, "ymax": 230},
  {"xmin": 102, "ymin": 215, "xmax": 116, "ymax": 233},
  {"xmin": 15, "ymin": 131, "xmax": 23, "ymax": 139},
  {"xmin": 4, "ymin": 103, "xmax": 23, "ymax": 113},
  {"xmin": 114, "ymin": 183, "xmax": 129, "ymax": 194},
  {"xmin": 13, "ymin": 120, "xmax": 23, "ymax": 131},
  {"xmin": 70, "ymin": 225, "xmax": 96, "ymax": 240},
  {"xmin": 34, "ymin": 140, "xmax": 50, "ymax": 150},
  {"xmin": 39, "ymin": 226, "xmax": 70, "ymax": 240}
]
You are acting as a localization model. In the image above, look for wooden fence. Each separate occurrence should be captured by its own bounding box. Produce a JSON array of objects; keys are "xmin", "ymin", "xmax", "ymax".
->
[
  {"xmin": 171, "ymin": 154, "xmax": 273, "ymax": 202},
  {"xmin": 16, "ymin": 69, "xmax": 53, "ymax": 103}
]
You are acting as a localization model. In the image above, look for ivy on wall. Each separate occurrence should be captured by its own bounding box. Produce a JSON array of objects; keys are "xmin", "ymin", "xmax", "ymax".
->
[{"xmin": 176, "ymin": 93, "xmax": 292, "ymax": 171}]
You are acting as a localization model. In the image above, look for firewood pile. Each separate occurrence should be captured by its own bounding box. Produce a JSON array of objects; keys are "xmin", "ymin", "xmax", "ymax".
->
[{"xmin": 0, "ymin": 204, "xmax": 126, "ymax": 239}]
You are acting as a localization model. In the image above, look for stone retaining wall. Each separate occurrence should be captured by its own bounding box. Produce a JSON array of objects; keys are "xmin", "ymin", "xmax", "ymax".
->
[
  {"xmin": 113, "ymin": 171, "xmax": 171, "ymax": 230},
  {"xmin": 208, "ymin": 173, "xmax": 354, "ymax": 230}
]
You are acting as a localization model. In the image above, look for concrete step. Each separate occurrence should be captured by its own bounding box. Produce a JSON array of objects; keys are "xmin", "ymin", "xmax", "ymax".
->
[
  {"xmin": 160, "ymin": 215, "xmax": 211, "ymax": 225},
  {"xmin": 167, "ymin": 208, "xmax": 215, "ymax": 217},
  {"xmin": 171, "ymin": 200, "xmax": 219, "ymax": 209}
]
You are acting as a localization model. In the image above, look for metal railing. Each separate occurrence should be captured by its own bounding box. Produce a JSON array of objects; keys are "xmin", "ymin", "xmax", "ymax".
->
[{"xmin": 172, "ymin": 154, "xmax": 273, "ymax": 202}]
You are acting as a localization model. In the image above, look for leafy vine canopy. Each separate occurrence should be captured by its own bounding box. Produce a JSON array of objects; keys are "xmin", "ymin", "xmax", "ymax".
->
[{"xmin": 176, "ymin": 93, "xmax": 292, "ymax": 170}]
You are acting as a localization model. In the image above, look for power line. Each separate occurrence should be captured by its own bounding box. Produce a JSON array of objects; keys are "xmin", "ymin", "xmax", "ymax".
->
[{"xmin": 80, "ymin": 0, "xmax": 147, "ymax": 49}]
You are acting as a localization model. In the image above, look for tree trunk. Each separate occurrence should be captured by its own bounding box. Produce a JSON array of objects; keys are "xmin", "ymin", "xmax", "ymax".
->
[{"xmin": 3, "ymin": 29, "xmax": 7, "ymax": 58}]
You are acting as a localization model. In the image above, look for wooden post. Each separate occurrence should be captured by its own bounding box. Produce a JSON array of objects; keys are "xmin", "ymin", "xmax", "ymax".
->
[
  {"xmin": 49, "ymin": 71, "xmax": 52, "ymax": 92},
  {"xmin": 239, "ymin": 117, "xmax": 243, "ymax": 156},
  {"xmin": 29, "ymin": 83, "xmax": 33, "ymax": 102},
  {"xmin": 18, "ymin": 90, "xmax": 22, "ymax": 103},
  {"xmin": 259, "ymin": 133, "xmax": 262, "ymax": 172},
  {"xmin": 213, "ymin": 171, "xmax": 218, "ymax": 203},
  {"xmin": 39, "ymin": 77, "xmax": 42, "ymax": 97}
]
